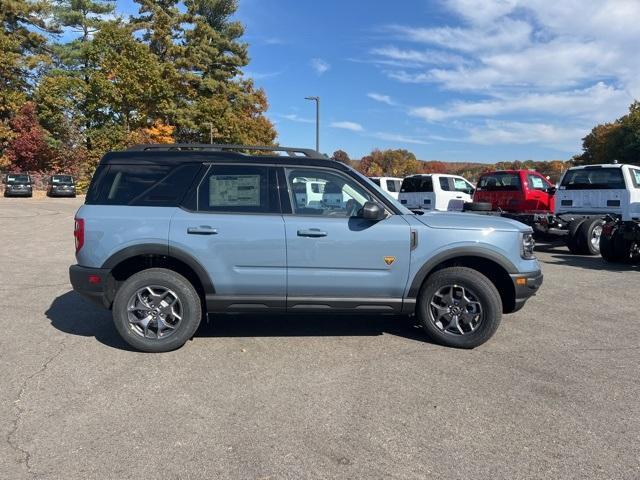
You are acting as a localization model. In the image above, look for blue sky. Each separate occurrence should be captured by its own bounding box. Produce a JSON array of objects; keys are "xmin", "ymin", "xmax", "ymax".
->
[{"xmin": 114, "ymin": 0, "xmax": 640, "ymax": 162}]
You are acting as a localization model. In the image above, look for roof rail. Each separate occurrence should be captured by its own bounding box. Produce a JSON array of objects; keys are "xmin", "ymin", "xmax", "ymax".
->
[{"xmin": 126, "ymin": 143, "xmax": 326, "ymax": 159}]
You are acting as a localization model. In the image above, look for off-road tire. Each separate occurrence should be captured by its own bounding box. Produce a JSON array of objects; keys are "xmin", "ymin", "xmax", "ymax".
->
[
  {"xmin": 112, "ymin": 268, "xmax": 202, "ymax": 352},
  {"xmin": 417, "ymin": 267, "xmax": 502, "ymax": 349}
]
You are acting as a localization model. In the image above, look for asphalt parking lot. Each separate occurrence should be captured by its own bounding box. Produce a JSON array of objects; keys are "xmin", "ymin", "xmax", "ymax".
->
[{"xmin": 1, "ymin": 197, "xmax": 639, "ymax": 480}]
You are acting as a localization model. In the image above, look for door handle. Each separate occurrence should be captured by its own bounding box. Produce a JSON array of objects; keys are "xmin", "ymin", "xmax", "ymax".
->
[
  {"xmin": 187, "ymin": 226, "xmax": 218, "ymax": 235},
  {"xmin": 297, "ymin": 228, "xmax": 327, "ymax": 238}
]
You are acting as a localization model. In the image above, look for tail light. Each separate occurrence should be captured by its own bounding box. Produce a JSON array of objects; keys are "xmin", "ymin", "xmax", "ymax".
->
[{"xmin": 74, "ymin": 218, "xmax": 85, "ymax": 253}]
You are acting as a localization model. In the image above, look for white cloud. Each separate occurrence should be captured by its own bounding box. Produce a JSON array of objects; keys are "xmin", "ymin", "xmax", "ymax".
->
[
  {"xmin": 310, "ymin": 58, "xmax": 330, "ymax": 75},
  {"xmin": 372, "ymin": 132, "xmax": 429, "ymax": 145},
  {"xmin": 410, "ymin": 83, "xmax": 632, "ymax": 121},
  {"xmin": 466, "ymin": 121, "xmax": 586, "ymax": 151},
  {"xmin": 279, "ymin": 113, "xmax": 314, "ymax": 124},
  {"xmin": 330, "ymin": 121, "xmax": 364, "ymax": 132},
  {"xmin": 367, "ymin": 92, "xmax": 396, "ymax": 105},
  {"xmin": 371, "ymin": 0, "xmax": 640, "ymax": 149}
]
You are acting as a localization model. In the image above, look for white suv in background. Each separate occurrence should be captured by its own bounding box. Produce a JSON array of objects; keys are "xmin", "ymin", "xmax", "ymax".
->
[
  {"xmin": 369, "ymin": 177, "xmax": 402, "ymax": 199},
  {"xmin": 399, "ymin": 174, "xmax": 475, "ymax": 211}
]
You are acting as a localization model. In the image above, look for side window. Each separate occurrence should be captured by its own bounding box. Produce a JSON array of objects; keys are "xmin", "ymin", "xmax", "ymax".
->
[
  {"xmin": 439, "ymin": 177, "xmax": 452, "ymax": 191},
  {"xmin": 630, "ymin": 168, "xmax": 640, "ymax": 188},
  {"xmin": 453, "ymin": 178, "xmax": 473, "ymax": 194},
  {"xmin": 133, "ymin": 164, "xmax": 201, "ymax": 206},
  {"xmin": 527, "ymin": 174, "xmax": 547, "ymax": 191},
  {"xmin": 86, "ymin": 164, "xmax": 173, "ymax": 205},
  {"xmin": 287, "ymin": 168, "xmax": 375, "ymax": 217},
  {"xmin": 386, "ymin": 179, "xmax": 398, "ymax": 192},
  {"xmin": 197, "ymin": 164, "xmax": 279, "ymax": 214}
]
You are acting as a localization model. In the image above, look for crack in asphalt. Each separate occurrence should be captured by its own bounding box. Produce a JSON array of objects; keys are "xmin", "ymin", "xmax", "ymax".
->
[{"xmin": 5, "ymin": 340, "xmax": 68, "ymax": 479}]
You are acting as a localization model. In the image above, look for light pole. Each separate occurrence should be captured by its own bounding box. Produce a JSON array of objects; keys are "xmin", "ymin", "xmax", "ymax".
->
[
  {"xmin": 203, "ymin": 122, "xmax": 213, "ymax": 144},
  {"xmin": 305, "ymin": 96, "xmax": 320, "ymax": 152}
]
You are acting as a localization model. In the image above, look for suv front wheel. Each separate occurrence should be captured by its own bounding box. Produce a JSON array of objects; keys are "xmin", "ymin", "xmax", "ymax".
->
[
  {"xmin": 417, "ymin": 267, "xmax": 502, "ymax": 349},
  {"xmin": 113, "ymin": 268, "xmax": 202, "ymax": 352}
]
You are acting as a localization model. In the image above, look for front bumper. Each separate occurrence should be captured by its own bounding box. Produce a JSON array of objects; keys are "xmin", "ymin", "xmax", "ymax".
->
[
  {"xmin": 5, "ymin": 187, "xmax": 32, "ymax": 196},
  {"xmin": 49, "ymin": 187, "xmax": 76, "ymax": 196},
  {"xmin": 510, "ymin": 270, "xmax": 543, "ymax": 312},
  {"xmin": 69, "ymin": 265, "xmax": 112, "ymax": 309}
]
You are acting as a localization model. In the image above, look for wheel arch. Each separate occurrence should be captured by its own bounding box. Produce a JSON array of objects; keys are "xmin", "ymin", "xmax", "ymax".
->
[
  {"xmin": 407, "ymin": 248, "xmax": 518, "ymax": 314},
  {"xmin": 102, "ymin": 244, "xmax": 214, "ymax": 306}
]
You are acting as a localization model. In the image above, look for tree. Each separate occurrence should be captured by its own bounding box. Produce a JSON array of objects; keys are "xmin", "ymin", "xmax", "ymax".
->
[
  {"xmin": 0, "ymin": 0, "xmax": 58, "ymax": 152},
  {"xmin": 574, "ymin": 101, "xmax": 640, "ymax": 166},
  {"xmin": 4, "ymin": 102, "xmax": 54, "ymax": 171},
  {"xmin": 332, "ymin": 149, "xmax": 351, "ymax": 165},
  {"xmin": 358, "ymin": 149, "xmax": 421, "ymax": 177}
]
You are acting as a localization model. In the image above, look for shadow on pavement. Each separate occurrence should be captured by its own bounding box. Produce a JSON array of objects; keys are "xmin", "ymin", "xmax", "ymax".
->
[
  {"xmin": 46, "ymin": 290, "xmax": 431, "ymax": 351},
  {"xmin": 541, "ymin": 253, "xmax": 639, "ymax": 272}
]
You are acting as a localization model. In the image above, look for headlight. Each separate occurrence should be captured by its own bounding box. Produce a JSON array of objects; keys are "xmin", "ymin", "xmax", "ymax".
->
[{"xmin": 521, "ymin": 232, "xmax": 535, "ymax": 259}]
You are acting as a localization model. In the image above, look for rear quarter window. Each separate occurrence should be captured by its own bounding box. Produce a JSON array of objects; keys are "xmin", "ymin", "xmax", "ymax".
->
[{"xmin": 85, "ymin": 164, "xmax": 200, "ymax": 206}]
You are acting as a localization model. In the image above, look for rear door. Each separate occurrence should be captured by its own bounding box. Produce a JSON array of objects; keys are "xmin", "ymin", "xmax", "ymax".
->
[
  {"xmin": 169, "ymin": 163, "xmax": 286, "ymax": 312},
  {"xmin": 282, "ymin": 167, "xmax": 411, "ymax": 312}
]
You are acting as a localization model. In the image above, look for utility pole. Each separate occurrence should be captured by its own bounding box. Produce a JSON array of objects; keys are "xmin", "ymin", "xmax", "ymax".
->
[{"xmin": 305, "ymin": 96, "xmax": 320, "ymax": 152}]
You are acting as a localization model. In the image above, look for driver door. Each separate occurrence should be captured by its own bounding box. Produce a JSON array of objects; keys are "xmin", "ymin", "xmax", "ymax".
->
[{"xmin": 282, "ymin": 167, "xmax": 411, "ymax": 312}]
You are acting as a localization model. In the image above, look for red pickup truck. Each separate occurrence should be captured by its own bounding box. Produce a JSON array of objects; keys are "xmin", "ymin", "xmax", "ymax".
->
[{"xmin": 474, "ymin": 170, "xmax": 555, "ymax": 213}]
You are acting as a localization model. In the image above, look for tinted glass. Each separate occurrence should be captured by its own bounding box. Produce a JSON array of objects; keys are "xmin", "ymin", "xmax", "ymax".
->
[
  {"xmin": 630, "ymin": 168, "xmax": 640, "ymax": 188},
  {"xmin": 6, "ymin": 174, "xmax": 30, "ymax": 184},
  {"xmin": 369, "ymin": 178, "xmax": 381, "ymax": 186},
  {"xmin": 439, "ymin": 177, "xmax": 452, "ymax": 191},
  {"xmin": 560, "ymin": 168, "xmax": 626, "ymax": 190},
  {"xmin": 386, "ymin": 179, "xmax": 398, "ymax": 192},
  {"xmin": 287, "ymin": 168, "xmax": 374, "ymax": 217},
  {"xmin": 52, "ymin": 175, "xmax": 74, "ymax": 184},
  {"xmin": 85, "ymin": 164, "xmax": 196, "ymax": 206},
  {"xmin": 478, "ymin": 173, "xmax": 522, "ymax": 191},
  {"xmin": 401, "ymin": 176, "xmax": 433, "ymax": 192},
  {"xmin": 197, "ymin": 164, "xmax": 279, "ymax": 213}
]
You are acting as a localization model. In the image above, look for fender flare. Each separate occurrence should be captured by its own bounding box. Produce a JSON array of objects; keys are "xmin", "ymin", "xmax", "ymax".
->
[
  {"xmin": 102, "ymin": 243, "xmax": 215, "ymax": 294},
  {"xmin": 406, "ymin": 246, "xmax": 518, "ymax": 299}
]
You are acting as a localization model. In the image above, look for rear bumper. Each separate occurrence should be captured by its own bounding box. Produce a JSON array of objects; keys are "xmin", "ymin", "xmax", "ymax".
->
[
  {"xmin": 4, "ymin": 188, "xmax": 32, "ymax": 196},
  {"xmin": 69, "ymin": 265, "xmax": 111, "ymax": 309},
  {"xmin": 510, "ymin": 270, "xmax": 543, "ymax": 311}
]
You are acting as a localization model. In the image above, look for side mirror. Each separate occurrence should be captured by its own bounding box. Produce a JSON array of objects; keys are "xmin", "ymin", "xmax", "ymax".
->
[
  {"xmin": 547, "ymin": 186, "xmax": 557, "ymax": 195},
  {"xmin": 360, "ymin": 201, "xmax": 386, "ymax": 221}
]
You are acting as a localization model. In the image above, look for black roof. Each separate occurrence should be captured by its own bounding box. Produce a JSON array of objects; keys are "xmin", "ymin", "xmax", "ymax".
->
[{"xmin": 100, "ymin": 144, "xmax": 349, "ymax": 171}]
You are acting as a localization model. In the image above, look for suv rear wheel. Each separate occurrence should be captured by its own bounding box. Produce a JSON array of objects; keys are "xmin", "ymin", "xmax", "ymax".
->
[
  {"xmin": 113, "ymin": 268, "xmax": 202, "ymax": 352},
  {"xmin": 417, "ymin": 267, "xmax": 502, "ymax": 349}
]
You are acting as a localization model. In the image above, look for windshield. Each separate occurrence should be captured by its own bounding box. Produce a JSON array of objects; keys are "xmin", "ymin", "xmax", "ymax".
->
[
  {"xmin": 52, "ymin": 175, "xmax": 74, "ymax": 184},
  {"xmin": 478, "ymin": 173, "xmax": 521, "ymax": 191},
  {"xmin": 6, "ymin": 174, "xmax": 30, "ymax": 184},
  {"xmin": 561, "ymin": 168, "xmax": 626, "ymax": 190}
]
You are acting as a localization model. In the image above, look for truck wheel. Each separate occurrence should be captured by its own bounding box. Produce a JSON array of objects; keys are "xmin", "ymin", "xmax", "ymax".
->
[
  {"xmin": 463, "ymin": 202, "xmax": 492, "ymax": 212},
  {"xmin": 566, "ymin": 219, "xmax": 586, "ymax": 254},
  {"xmin": 112, "ymin": 268, "xmax": 202, "ymax": 352},
  {"xmin": 417, "ymin": 267, "xmax": 502, "ymax": 349},
  {"xmin": 576, "ymin": 218, "xmax": 605, "ymax": 255}
]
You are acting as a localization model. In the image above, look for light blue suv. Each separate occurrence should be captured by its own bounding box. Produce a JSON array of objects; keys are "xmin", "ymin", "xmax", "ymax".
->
[{"xmin": 70, "ymin": 144, "xmax": 542, "ymax": 352}]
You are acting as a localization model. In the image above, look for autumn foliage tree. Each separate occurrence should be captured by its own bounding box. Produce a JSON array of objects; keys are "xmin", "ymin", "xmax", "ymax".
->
[
  {"xmin": 4, "ymin": 102, "xmax": 53, "ymax": 172},
  {"xmin": 332, "ymin": 149, "xmax": 351, "ymax": 165},
  {"xmin": 358, "ymin": 149, "xmax": 422, "ymax": 177}
]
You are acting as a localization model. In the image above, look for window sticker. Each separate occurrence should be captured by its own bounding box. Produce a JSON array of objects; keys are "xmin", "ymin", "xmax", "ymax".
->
[
  {"xmin": 530, "ymin": 176, "xmax": 545, "ymax": 189},
  {"xmin": 209, "ymin": 174, "xmax": 260, "ymax": 207}
]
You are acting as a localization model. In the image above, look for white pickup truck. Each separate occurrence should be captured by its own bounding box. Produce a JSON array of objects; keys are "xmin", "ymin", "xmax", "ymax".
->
[
  {"xmin": 555, "ymin": 163, "xmax": 640, "ymax": 258},
  {"xmin": 398, "ymin": 174, "xmax": 475, "ymax": 211},
  {"xmin": 368, "ymin": 177, "xmax": 402, "ymax": 199}
]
